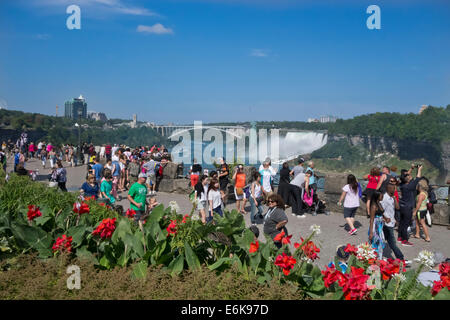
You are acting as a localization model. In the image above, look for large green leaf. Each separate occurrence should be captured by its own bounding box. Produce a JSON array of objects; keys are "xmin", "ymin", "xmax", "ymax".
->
[
  {"xmin": 208, "ymin": 257, "xmax": 232, "ymax": 270},
  {"xmin": 132, "ymin": 261, "xmax": 148, "ymax": 279},
  {"xmin": 111, "ymin": 218, "xmax": 132, "ymax": 244},
  {"xmin": 184, "ymin": 242, "xmax": 201, "ymax": 271},
  {"xmin": 66, "ymin": 225, "xmax": 88, "ymax": 247},
  {"xmin": 76, "ymin": 246, "xmax": 98, "ymax": 264},
  {"xmin": 168, "ymin": 254, "xmax": 185, "ymax": 276},
  {"xmin": 10, "ymin": 222, "xmax": 52, "ymax": 257}
]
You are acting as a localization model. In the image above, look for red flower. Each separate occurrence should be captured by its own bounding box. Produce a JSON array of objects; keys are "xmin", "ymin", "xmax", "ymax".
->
[
  {"xmin": 73, "ymin": 202, "xmax": 90, "ymax": 214},
  {"xmin": 377, "ymin": 258, "xmax": 405, "ymax": 281},
  {"xmin": 166, "ymin": 220, "xmax": 177, "ymax": 236},
  {"xmin": 431, "ymin": 280, "xmax": 444, "ymax": 297},
  {"xmin": 273, "ymin": 230, "xmax": 285, "ymax": 242},
  {"xmin": 273, "ymin": 230, "xmax": 292, "ymax": 245},
  {"xmin": 249, "ymin": 241, "xmax": 259, "ymax": 253},
  {"xmin": 322, "ymin": 265, "xmax": 348, "ymax": 288},
  {"xmin": 92, "ymin": 218, "xmax": 116, "ymax": 239},
  {"xmin": 182, "ymin": 214, "xmax": 189, "ymax": 224},
  {"xmin": 342, "ymin": 267, "xmax": 372, "ymax": 300},
  {"xmin": 344, "ymin": 243, "xmax": 358, "ymax": 255},
  {"xmin": 52, "ymin": 234, "xmax": 73, "ymax": 253},
  {"xmin": 99, "ymin": 203, "xmax": 105, "ymax": 207},
  {"xmin": 27, "ymin": 205, "xmax": 42, "ymax": 221},
  {"xmin": 274, "ymin": 253, "xmax": 297, "ymax": 276},
  {"xmin": 297, "ymin": 237, "xmax": 320, "ymax": 261},
  {"xmin": 126, "ymin": 208, "xmax": 136, "ymax": 218},
  {"xmin": 84, "ymin": 196, "xmax": 96, "ymax": 201}
]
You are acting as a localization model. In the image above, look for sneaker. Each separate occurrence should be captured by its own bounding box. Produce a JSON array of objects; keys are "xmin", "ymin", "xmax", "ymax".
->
[
  {"xmin": 312, "ymin": 212, "xmax": 317, "ymax": 216},
  {"xmin": 401, "ymin": 241, "xmax": 413, "ymax": 247},
  {"xmin": 397, "ymin": 237, "xmax": 403, "ymax": 243},
  {"xmin": 297, "ymin": 214, "xmax": 306, "ymax": 219},
  {"xmin": 404, "ymin": 260, "xmax": 412, "ymax": 266},
  {"xmin": 349, "ymin": 228, "xmax": 357, "ymax": 235},
  {"xmin": 291, "ymin": 213, "xmax": 297, "ymax": 217},
  {"xmin": 324, "ymin": 211, "xmax": 330, "ymax": 216}
]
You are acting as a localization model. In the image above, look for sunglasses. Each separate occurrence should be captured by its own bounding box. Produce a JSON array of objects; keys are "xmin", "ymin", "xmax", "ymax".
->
[{"xmin": 268, "ymin": 200, "xmax": 276, "ymax": 203}]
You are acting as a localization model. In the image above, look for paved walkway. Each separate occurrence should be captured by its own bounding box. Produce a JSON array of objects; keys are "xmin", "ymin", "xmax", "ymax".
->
[{"xmin": 8, "ymin": 158, "xmax": 450, "ymax": 269}]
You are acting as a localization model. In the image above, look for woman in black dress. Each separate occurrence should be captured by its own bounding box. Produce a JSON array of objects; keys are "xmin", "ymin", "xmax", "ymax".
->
[{"xmin": 277, "ymin": 162, "xmax": 291, "ymax": 207}]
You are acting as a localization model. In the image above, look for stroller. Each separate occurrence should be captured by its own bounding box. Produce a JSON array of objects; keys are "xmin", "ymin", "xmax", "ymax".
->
[{"xmin": 302, "ymin": 188, "xmax": 328, "ymax": 215}]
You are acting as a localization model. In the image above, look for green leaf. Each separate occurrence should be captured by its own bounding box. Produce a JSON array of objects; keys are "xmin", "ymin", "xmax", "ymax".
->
[
  {"xmin": 66, "ymin": 225, "xmax": 87, "ymax": 247},
  {"xmin": 249, "ymin": 252, "xmax": 261, "ymax": 272},
  {"xmin": 184, "ymin": 242, "xmax": 201, "ymax": 271},
  {"xmin": 131, "ymin": 261, "xmax": 148, "ymax": 279},
  {"xmin": 99, "ymin": 254, "xmax": 111, "ymax": 269},
  {"xmin": 168, "ymin": 254, "xmax": 185, "ymax": 276},
  {"xmin": 76, "ymin": 246, "xmax": 98, "ymax": 264},
  {"xmin": 10, "ymin": 222, "xmax": 52, "ymax": 257},
  {"xmin": 208, "ymin": 257, "xmax": 231, "ymax": 270}
]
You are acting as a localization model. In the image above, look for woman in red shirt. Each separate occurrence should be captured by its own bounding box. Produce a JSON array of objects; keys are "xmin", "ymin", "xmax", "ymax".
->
[{"xmin": 363, "ymin": 167, "xmax": 381, "ymax": 217}]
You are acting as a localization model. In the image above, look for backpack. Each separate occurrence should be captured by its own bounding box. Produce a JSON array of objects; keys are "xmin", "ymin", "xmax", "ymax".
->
[
  {"xmin": 155, "ymin": 163, "xmax": 163, "ymax": 177},
  {"xmin": 428, "ymin": 189, "xmax": 437, "ymax": 205}
]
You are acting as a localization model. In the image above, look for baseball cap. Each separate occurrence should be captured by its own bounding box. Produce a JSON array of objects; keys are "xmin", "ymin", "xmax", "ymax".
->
[
  {"xmin": 336, "ymin": 245, "xmax": 350, "ymax": 260},
  {"xmin": 138, "ymin": 173, "xmax": 147, "ymax": 179},
  {"xmin": 298, "ymin": 157, "xmax": 305, "ymax": 164}
]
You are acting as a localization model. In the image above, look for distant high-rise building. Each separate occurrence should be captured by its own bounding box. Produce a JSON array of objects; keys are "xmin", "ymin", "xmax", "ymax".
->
[
  {"xmin": 64, "ymin": 95, "xmax": 87, "ymax": 119},
  {"xmin": 419, "ymin": 105, "xmax": 429, "ymax": 114}
]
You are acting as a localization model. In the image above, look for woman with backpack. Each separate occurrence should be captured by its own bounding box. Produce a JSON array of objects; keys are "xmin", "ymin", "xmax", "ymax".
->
[
  {"xmin": 363, "ymin": 167, "xmax": 381, "ymax": 217},
  {"xmin": 194, "ymin": 175, "xmax": 209, "ymax": 224},
  {"xmin": 338, "ymin": 174, "xmax": 360, "ymax": 235}
]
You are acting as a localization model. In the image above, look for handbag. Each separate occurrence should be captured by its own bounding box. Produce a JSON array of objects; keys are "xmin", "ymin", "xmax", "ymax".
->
[
  {"xmin": 236, "ymin": 187, "xmax": 243, "ymax": 196},
  {"xmin": 425, "ymin": 211, "xmax": 432, "ymax": 227},
  {"xmin": 303, "ymin": 188, "xmax": 314, "ymax": 207}
]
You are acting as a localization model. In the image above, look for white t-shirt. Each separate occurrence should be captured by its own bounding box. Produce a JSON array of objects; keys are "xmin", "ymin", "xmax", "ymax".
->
[
  {"xmin": 381, "ymin": 192, "xmax": 396, "ymax": 228},
  {"xmin": 343, "ymin": 184, "xmax": 360, "ymax": 208},
  {"xmin": 260, "ymin": 169, "xmax": 275, "ymax": 193},
  {"xmin": 252, "ymin": 182, "xmax": 263, "ymax": 198},
  {"xmin": 208, "ymin": 189, "xmax": 222, "ymax": 209}
]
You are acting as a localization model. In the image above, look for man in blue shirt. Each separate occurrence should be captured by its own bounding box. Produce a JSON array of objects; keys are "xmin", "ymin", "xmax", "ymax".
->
[{"xmin": 92, "ymin": 157, "xmax": 104, "ymax": 183}]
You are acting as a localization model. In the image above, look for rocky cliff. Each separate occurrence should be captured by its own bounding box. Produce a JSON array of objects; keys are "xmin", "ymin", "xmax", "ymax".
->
[{"xmin": 327, "ymin": 134, "xmax": 449, "ymax": 183}]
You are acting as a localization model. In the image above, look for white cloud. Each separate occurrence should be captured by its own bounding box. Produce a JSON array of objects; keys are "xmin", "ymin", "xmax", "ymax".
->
[
  {"xmin": 250, "ymin": 49, "xmax": 269, "ymax": 57},
  {"xmin": 137, "ymin": 24, "xmax": 174, "ymax": 35},
  {"xmin": 27, "ymin": 0, "xmax": 157, "ymax": 16}
]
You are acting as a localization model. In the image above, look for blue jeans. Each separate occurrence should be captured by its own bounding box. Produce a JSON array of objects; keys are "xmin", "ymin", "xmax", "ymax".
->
[
  {"xmin": 383, "ymin": 225, "xmax": 404, "ymax": 260},
  {"xmin": 249, "ymin": 197, "xmax": 263, "ymax": 224},
  {"xmin": 207, "ymin": 206, "xmax": 223, "ymax": 223}
]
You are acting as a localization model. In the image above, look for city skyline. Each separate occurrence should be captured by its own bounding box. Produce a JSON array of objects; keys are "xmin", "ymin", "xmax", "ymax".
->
[{"xmin": 0, "ymin": 0, "xmax": 449, "ymax": 123}]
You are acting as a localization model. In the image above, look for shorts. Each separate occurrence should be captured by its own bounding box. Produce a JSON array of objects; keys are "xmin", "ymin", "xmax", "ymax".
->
[
  {"xmin": 146, "ymin": 173, "xmax": 156, "ymax": 185},
  {"xmin": 344, "ymin": 207, "xmax": 358, "ymax": 218},
  {"xmin": 234, "ymin": 187, "xmax": 247, "ymax": 200},
  {"xmin": 417, "ymin": 210, "xmax": 427, "ymax": 220},
  {"xmin": 365, "ymin": 188, "xmax": 376, "ymax": 199},
  {"xmin": 197, "ymin": 200, "xmax": 207, "ymax": 211},
  {"xmin": 219, "ymin": 179, "xmax": 228, "ymax": 192}
]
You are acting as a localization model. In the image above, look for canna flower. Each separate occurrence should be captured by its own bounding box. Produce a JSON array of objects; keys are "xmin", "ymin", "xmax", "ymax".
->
[
  {"xmin": 296, "ymin": 237, "xmax": 320, "ymax": 261},
  {"xmin": 52, "ymin": 234, "xmax": 73, "ymax": 253},
  {"xmin": 73, "ymin": 201, "xmax": 90, "ymax": 214},
  {"xmin": 249, "ymin": 241, "xmax": 259, "ymax": 253},
  {"xmin": 274, "ymin": 253, "xmax": 297, "ymax": 276},
  {"xmin": 344, "ymin": 243, "xmax": 358, "ymax": 255},
  {"xmin": 273, "ymin": 230, "xmax": 292, "ymax": 245},
  {"xmin": 431, "ymin": 280, "xmax": 444, "ymax": 297},
  {"xmin": 126, "ymin": 208, "xmax": 136, "ymax": 218},
  {"xmin": 342, "ymin": 267, "xmax": 372, "ymax": 300},
  {"xmin": 182, "ymin": 214, "xmax": 189, "ymax": 224},
  {"xmin": 377, "ymin": 258, "xmax": 405, "ymax": 281},
  {"xmin": 27, "ymin": 205, "xmax": 42, "ymax": 221},
  {"xmin": 166, "ymin": 220, "xmax": 177, "ymax": 236},
  {"xmin": 322, "ymin": 265, "xmax": 348, "ymax": 288},
  {"xmin": 92, "ymin": 218, "xmax": 116, "ymax": 239}
]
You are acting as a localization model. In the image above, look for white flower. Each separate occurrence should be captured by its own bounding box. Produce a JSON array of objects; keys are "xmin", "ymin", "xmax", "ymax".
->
[
  {"xmin": 356, "ymin": 242, "xmax": 377, "ymax": 261},
  {"xmin": 310, "ymin": 224, "xmax": 321, "ymax": 235},
  {"xmin": 301, "ymin": 256, "xmax": 313, "ymax": 264},
  {"xmin": 168, "ymin": 201, "xmax": 180, "ymax": 213},
  {"xmin": 414, "ymin": 250, "xmax": 434, "ymax": 269},
  {"xmin": 191, "ymin": 212, "xmax": 200, "ymax": 221},
  {"xmin": 191, "ymin": 197, "xmax": 199, "ymax": 206},
  {"xmin": 392, "ymin": 273, "xmax": 406, "ymax": 282}
]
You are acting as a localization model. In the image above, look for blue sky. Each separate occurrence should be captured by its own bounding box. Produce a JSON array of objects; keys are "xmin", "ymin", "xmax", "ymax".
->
[{"xmin": 0, "ymin": 0, "xmax": 449, "ymax": 124}]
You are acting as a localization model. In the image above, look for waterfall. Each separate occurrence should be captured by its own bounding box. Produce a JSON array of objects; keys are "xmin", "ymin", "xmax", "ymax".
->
[{"xmin": 273, "ymin": 131, "xmax": 328, "ymax": 164}]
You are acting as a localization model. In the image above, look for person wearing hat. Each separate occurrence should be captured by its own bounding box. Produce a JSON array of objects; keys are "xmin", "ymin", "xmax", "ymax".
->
[
  {"xmin": 290, "ymin": 157, "xmax": 305, "ymax": 178},
  {"xmin": 127, "ymin": 173, "xmax": 149, "ymax": 222},
  {"xmin": 328, "ymin": 245, "xmax": 350, "ymax": 273},
  {"xmin": 417, "ymin": 252, "xmax": 447, "ymax": 287}
]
